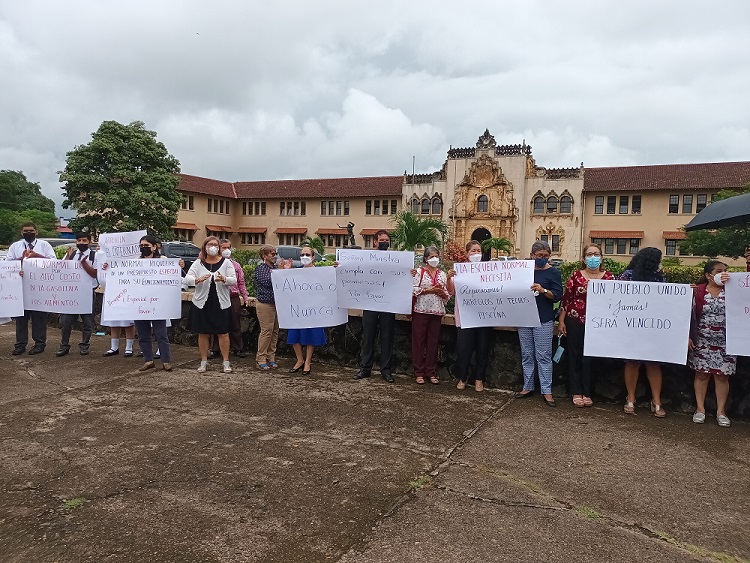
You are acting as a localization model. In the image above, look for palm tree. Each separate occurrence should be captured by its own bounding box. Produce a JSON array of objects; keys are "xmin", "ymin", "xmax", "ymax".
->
[
  {"xmin": 482, "ymin": 237, "xmax": 514, "ymax": 258},
  {"xmin": 390, "ymin": 211, "xmax": 448, "ymax": 251},
  {"xmin": 300, "ymin": 235, "xmax": 325, "ymax": 255}
]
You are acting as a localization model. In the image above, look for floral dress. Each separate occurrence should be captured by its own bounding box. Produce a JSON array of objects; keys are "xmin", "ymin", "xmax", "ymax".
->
[{"xmin": 688, "ymin": 290, "xmax": 737, "ymax": 376}]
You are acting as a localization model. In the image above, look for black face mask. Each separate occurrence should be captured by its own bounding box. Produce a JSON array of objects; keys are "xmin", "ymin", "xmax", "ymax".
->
[
  {"xmin": 377, "ymin": 241, "xmax": 390, "ymax": 251},
  {"xmin": 140, "ymin": 246, "xmax": 153, "ymax": 258},
  {"xmin": 22, "ymin": 232, "xmax": 36, "ymax": 243},
  {"xmin": 76, "ymin": 244, "xmax": 89, "ymax": 253}
]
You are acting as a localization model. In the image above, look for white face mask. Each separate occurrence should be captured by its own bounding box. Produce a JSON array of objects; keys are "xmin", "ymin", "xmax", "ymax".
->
[
  {"xmin": 300, "ymin": 256, "xmax": 313, "ymax": 266},
  {"xmin": 427, "ymin": 257, "xmax": 440, "ymax": 267},
  {"xmin": 713, "ymin": 273, "xmax": 725, "ymax": 286},
  {"xmin": 468, "ymin": 253, "xmax": 482, "ymax": 262},
  {"xmin": 221, "ymin": 249, "xmax": 232, "ymax": 258},
  {"xmin": 206, "ymin": 246, "xmax": 219, "ymax": 256}
]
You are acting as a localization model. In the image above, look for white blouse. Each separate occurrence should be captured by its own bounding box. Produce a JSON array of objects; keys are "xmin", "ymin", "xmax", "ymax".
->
[
  {"xmin": 412, "ymin": 267, "xmax": 448, "ymax": 315},
  {"xmin": 185, "ymin": 258, "xmax": 237, "ymax": 309}
]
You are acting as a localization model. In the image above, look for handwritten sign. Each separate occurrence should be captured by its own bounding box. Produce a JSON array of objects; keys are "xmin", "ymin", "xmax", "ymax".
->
[
  {"xmin": 0, "ymin": 262, "xmax": 24, "ymax": 317},
  {"xmin": 20, "ymin": 258, "xmax": 93, "ymax": 314},
  {"xmin": 453, "ymin": 260, "xmax": 540, "ymax": 328},
  {"xmin": 98, "ymin": 230, "xmax": 147, "ymax": 260},
  {"xmin": 725, "ymin": 273, "xmax": 750, "ymax": 356},
  {"xmin": 584, "ymin": 280, "xmax": 692, "ymax": 364},
  {"xmin": 335, "ymin": 249, "xmax": 414, "ymax": 314},
  {"xmin": 101, "ymin": 258, "xmax": 182, "ymax": 321},
  {"xmin": 271, "ymin": 266, "xmax": 348, "ymax": 329}
]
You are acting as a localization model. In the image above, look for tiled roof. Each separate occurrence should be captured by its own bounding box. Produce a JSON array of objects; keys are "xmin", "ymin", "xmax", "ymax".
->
[
  {"xmin": 172, "ymin": 222, "xmax": 199, "ymax": 230},
  {"xmin": 235, "ymin": 176, "xmax": 403, "ymax": 199},
  {"xmin": 316, "ymin": 228, "xmax": 348, "ymax": 235},
  {"xmin": 205, "ymin": 224, "xmax": 233, "ymax": 232},
  {"xmin": 589, "ymin": 230, "xmax": 645, "ymax": 238},
  {"xmin": 662, "ymin": 231, "xmax": 686, "ymax": 240},
  {"xmin": 584, "ymin": 162, "xmax": 750, "ymax": 192},
  {"xmin": 178, "ymin": 174, "xmax": 236, "ymax": 198},
  {"xmin": 274, "ymin": 227, "xmax": 307, "ymax": 234},
  {"xmin": 237, "ymin": 227, "xmax": 267, "ymax": 234}
]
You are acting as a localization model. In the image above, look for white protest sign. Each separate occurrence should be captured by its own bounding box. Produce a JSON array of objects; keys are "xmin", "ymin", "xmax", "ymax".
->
[
  {"xmin": 453, "ymin": 260, "xmax": 540, "ymax": 328},
  {"xmin": 98, "ymin": 230, "xmax": 148, "ymax": 260},
  {"xmin": 584, "ymin": 280, "xmax": 692, "ymax": 364},
  {"xmin": 271, "ymin": 266, "xmax": 348, "ymax": 329},
  {"xmin": 724, "ymin": 272, "xmax": 750, "ymax": 356},
  {"xmin": 335, "ymin": 249, "xmax": 414, "ymax": 314},
  {"xmin": 0, "ymin": 262, "xmax": 24, "ymax": 317},
  {"xmin": 20, "ymin": 258, "xmax": 93, "ymax": 314},
  {"xmin": 101, "ymin": 258, "xmax": 182, "ymax": 321}
]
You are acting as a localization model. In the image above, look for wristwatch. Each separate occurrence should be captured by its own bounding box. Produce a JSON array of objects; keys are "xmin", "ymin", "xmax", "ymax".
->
[{"xmin": 543, "ymin": 288, "xmax": 548, "ymax": 294}]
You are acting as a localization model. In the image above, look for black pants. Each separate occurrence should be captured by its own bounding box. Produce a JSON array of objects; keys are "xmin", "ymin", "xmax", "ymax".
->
[
  {"xmin": 15, "ymin": 310, "xmax": 49, "ymax": 349},
  {"xmin": 211, "ymin": 294, "xmax": 243, "ymax": 353},
  {"xmin": 361, "ymin": 310, "xmax": 395, "ymax": 374},
  {"xmin": 60, "ymin": 313, "xmax": 95, "ymax": 350},
  {"xmin": 565, "ymin": 317, "xmax": 592, "ymax": 396},
  {"xmin": 455, "ymin": 326, "xmax": 491, "ymax": 382}
]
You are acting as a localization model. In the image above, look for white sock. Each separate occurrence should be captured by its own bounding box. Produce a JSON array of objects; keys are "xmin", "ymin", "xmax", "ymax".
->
[
  {"xmin": 125, "ymin": 339, "xmax": 134, "ymax": 353},
  {"xmin": 110, "ymin": 338, "xmax": 119, "ymax": 351},
  {"xmin": 223, "ymin": 361, "xmax": 231, "ymax": 368},
  {"xmin": 200, "ymin": 360, "xmax": 208, "ymax": 368}
]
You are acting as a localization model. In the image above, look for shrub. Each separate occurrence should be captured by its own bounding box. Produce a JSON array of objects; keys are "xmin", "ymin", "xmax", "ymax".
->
[
  {"xmin": 232, "ymin": 248, "xmax": 257, "ymax": 265},
  {"xmin": 558, "ymin": 258, "xmax": 627, "ymax": 284},
  {"xmin": 54, "ymin": 245, "xmax": 69, "ymax": 259},
  {"xmin": 242, "ymin": 263, "xmax": 259, "ymax": 297}
]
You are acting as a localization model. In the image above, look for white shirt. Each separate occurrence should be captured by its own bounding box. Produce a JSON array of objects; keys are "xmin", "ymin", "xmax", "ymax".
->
[
  {"xmin": 185, "ymin": 258, "xmax": 237, "ymax": 310},
  {"xmin": 66, "ymin": 249, "xmax": 99, "ymax": 288},
  {"xmin": 6, "ymin": 238, "xmax": 55, "ymax": 260}
]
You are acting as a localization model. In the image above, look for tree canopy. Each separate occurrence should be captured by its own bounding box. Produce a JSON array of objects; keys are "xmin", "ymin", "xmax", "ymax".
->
[
  {"xmin": 481, "ymin": 237, "xmax": 514, "ymax": 258},
  {"xmin": 679, "ymin": 184, "xmax": 750, "ymax": 259},
  {"xmin": 60, "ymin": 120, "xmax": 181, "ymax": 238},
  {"xmin": 300, "ymin": 235, "xmax": 325, "ymax": 255},
  {"xmin": 389, "ymin": 211, "xmax": 448, "ymax": 251},
  {"xmin": 0, "ymin": 170, "xmax": 57, "ymax": 244}
]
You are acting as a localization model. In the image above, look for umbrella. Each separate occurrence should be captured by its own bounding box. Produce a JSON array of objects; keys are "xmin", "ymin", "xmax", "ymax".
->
[{"xmin": 684, "ymin": 192, "xmax": 750, "ymax": 231}]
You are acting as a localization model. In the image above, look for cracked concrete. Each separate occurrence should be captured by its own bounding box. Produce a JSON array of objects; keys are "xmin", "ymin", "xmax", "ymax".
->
[{"xmin": 0, "ymin": 324, "xmax": 749, "ymax": 563}]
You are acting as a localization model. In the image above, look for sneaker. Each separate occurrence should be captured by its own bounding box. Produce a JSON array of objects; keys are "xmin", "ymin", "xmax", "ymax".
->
[
  {"xmin": 717, "ymin": 415, "xmax": 731, "ymax": 427},
  {"xmin": 223, "ymin": 362, "xmax": 233, "ymax": 373},
  {"xmin": 692, "ymin": 411, "xmax": 706, "ymax": 424},
  {"xmin": 197, "ymin": 361, "xmax": 208, "ymax": 373}
]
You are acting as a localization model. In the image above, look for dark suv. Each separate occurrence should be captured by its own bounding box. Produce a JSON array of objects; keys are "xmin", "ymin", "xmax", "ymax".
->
[{"xmin": 160, "ymin": 241, "xmax": 201, "ymax": 271}]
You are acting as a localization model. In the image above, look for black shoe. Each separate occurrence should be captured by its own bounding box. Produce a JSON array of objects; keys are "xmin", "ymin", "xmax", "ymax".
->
[
  {"xmin": 383, "ymin": 373, "xmax": 395, "ymax": 383},
  {"xmin": 543, "ymin": 397, "xmax": 557, "ymax": 408},
  {"xmin": 514, "ymin": 391, "xmax": 535, "ymax": 399},
  {"xmin": 79, "ymin": 348, "xmax": 89, "ymax": 356},
  {"xmin": 12, "ymin": 347, "xmax": 26, "ymax": 356},
  {"xmin": 353, "ymin": 370, "xmax": 371, "ymax": 380},
  {"xmin": 136, "ymin": 351, "xmax": 144, "ymax": 357},
  {"xmin": 208, "ymin": 351, "xmax": 216, "ymax": 359},
  {"xmin": 56, "ymin": 348, "xmax": 70, "ymax": 357},
  {"xmin": 124, "ymin": 351, "xmax": 133, "ymax": 358},
  {"xmin": 289, "ymin": 365, "xmax": 303, "ymax": 373},
  {"xmin": 28, "ymin": 346, "xmax": 45, "ymax": 355},
  {"xmin": 233, "ymin": 350, "xmax": 247, "ymax": 358},
  {"xmin": 302, "ymin": 369, "xmax": 311, "ymax": 376},
  {"xmin": 103, "ymin": 349, "xmax": 119, "ymax": 357}
]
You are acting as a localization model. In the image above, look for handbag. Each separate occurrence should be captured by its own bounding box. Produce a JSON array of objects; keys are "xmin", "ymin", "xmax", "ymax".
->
[
  {"xmin": 412, "ymin": 268, "xmax": 426, "ymax": 313},
  {"xmin": 552, "ymin": 335, "xmax": 565, "ymax": 363}
]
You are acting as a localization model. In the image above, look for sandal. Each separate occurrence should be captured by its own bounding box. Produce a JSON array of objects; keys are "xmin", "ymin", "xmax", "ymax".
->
[
  {"xmin": 429, "ymin": 376, "xmax": 440, "ymax": 385},
  {"xmin": 623, "ymin": 401, "xmax": 635, "ymax": 414},
  {"xmin": 138, "ymin": 361, "xmax": 155, "ymax": 372},
  {"xmin": 268, "ymin": 362, "xmax": 279, "ymax": 369},
  {"xmin": 415, "ymin": 376, "xmax": 425, "ymax": 385},
  {"xmin": 651, "ymin": 401, "xmax": 666, "ymax": 418},
  {"xmin": 572, "ymin": 395, "xmax": 585, "ymax": 407},
  {"xmin": 474, "ymin": 381, "xmax": 484, "ymax": 392},
  {"xmin": 582, "ymin": 396, "xmax": 593, "ymax": 407},
  {"xmin": 257, "ymin": 363, "xmax": 271, "ymax": 371},
  {"xmin": 456, "ymin": 380, "xmax": 466, "ymax": 390}
]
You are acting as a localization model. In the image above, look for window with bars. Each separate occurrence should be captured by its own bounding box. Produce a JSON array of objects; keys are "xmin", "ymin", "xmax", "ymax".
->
[
  {"xmin": 607, "ymin": 196, "xmax": 616, "ymax": 214},
  {"xmin": 696, "ymin": 194, "xmax": 707, "ymax": 212},
  {"xmin": 533, "ymin": 196, "xmax": 545, "ymax": 214},
  {"xmin": 619, "ymin": 195, "xmax": 629, "ymax": 214},
  {"xmin": 560, "ymin": 195, "xmax": 572, "ymax": 214},
  {"xmin": 547, "ymin": 196, "xmax": 558, "ymax": 213},
  {"xmin": 682, "ymin": 194, "xmax": 693, "ymax": 214},
  {"xmin": 669, "ymin": 195, "xmax": 679, "ymax": 213},
  {"xmin": 631, "ymin": 195, "xmax": 641, "ymax": 214},
  {"xmin": 665, "ymin": 240, "xmax": 677, "ymax": 256},
  {"xmin": 595, "ymin": 196, "xmax": 604, "ymax": 214}
]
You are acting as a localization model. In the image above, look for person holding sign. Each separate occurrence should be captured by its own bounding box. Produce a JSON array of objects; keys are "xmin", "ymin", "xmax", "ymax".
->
[
  {"xmin": 56, "ymin": 232, "xmax": 98, "ymax": 356},
  {"xmin": 515, "ymin": 241, "xmax": 563, "ymax": 407},
  {"xmin": 446, "ymin": 240, "xmax": 492, "ymax": 392},
  {"xmin": 286, "ymin": 246, "xmax": 327, "ymax": 375},
  {"xmin": 689, "ymin": 261, "xmax": 735, "ymax": 427},
  {"xmin": 254, "ymin": 244, "xmax": 292, "ymax": 370},
  {"xmin": 558, "ymin": 244, "xmax": 614, "ymax": 407},
  {"xmin": 6, "ymin": 222, "xmax": 55, "ymax": 355},
  {"xmin": 618, "ymin": 247, "xmax": 667, "ymax": 417},
  {"xmin": 411, "ymin": 246, "xmax": 450, "ymax": 385},
  {"xmin": 186, "ymin": 236, "xmax": 238, "ymax": 374}
]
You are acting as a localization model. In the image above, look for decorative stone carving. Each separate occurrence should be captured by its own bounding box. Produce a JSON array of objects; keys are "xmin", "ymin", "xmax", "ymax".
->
[{"xmin": 476, "ymin": 129, "xmax": 497, "ymax": 149}]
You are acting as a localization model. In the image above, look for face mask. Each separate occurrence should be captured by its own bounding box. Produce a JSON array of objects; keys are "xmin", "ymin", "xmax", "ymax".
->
[
  {"xmin": 468, "ymin": 253, "xmax": 482, "ymax": 263},
  {"xmin": 140, "ymin": 246, "xmax": 152, "ymax": 258},
  {"xmin": 713, "ymin": 273, "xmax": 725, "ymax": 286},
  {"xmin": 76, "ymin": 244, "xmax": 89, "ymax": 253},
  {"xmin": 585, "ymin": 256, "xmax": 601, "ymax": 269},
  {"xmin": 221, "ymin": 249, "xmax": 232, "ymax": 258},
  {"xmin": 377, "ymin": 241, "xmax": 390, "ymax": 251},
  {"xmin": 300, "ymin": 256, "xmax": 313, "ymax": 266},
  {"xmin": 427, "ymin": 257, "xmax": 440, "ymax": 267},
  {"xmin": 534, "ymin": 257, "xmax": 548, "ymax": 268},
  {"xmin": 22, "ymin": 232, "xmax": 36, "ymax": 243},
  {"xmin": 206, "ymin": 246, "xmax": 219, "ymax": 256}
]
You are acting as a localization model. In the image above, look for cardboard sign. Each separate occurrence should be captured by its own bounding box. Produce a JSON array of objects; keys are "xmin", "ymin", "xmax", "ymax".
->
[
  {"xmin": 101, "ymin": 258, "xmax": 182, "ymax": 321},
  {"xmin": 98, "ymin": 230, "xmax": 148, "ymax": 260},
  {"xmin": 724, "ymin": 273, "xmax": 750, "ymax": 356},
  {"xmin": 0, "ymin": 261, "xmax": 24, "ymax": 317},
  {"xmin": 453, "ymin": 260, "xmax": 540, "ymax": 328},
  {"xmin": 272, "ymin": 266, "xmax": 348, "ymax": 329},
  {"xmin": 335, "ymin": 249, "xmax": 414, "ymax": 314},
  {"xmin": 584, "ymin": 280, "xmax": 692, "ymax": 364},
  {"xmin": 21, "ymin": 258, "xmax": 93, "ymax": 314}
]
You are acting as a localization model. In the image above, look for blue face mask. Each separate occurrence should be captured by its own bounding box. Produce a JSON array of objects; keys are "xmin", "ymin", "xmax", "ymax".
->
[
  {"xmin": 585, "ymin": 256, "xmax": 602, "ymax": 269},
  {"xmin": 534, "ymin": 257, "xmax": 548, "ymax": 268}
]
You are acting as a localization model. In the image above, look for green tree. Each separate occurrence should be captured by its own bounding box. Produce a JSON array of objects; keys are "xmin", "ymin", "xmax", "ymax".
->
[
  {"xmin": 59, "ymin": 120, "xmax": 181, "ymax": 238},
  {"xmin": 679, "ymin": 184, "xmax": 750, "ymax": 259},
  {"xmin": 481, "ymin": 237, "xmax": 514, "ymax": 258},
  {"xmin": 300, "ymin": 235, "xmax": 325, "ymax": 255},
  {"xmin": 389, "ymin": 210, "xmax": 448, "ymax": 251},
  {"xmin": 0, "ymin": 171, "xmax": 57, "ymax": 244}
]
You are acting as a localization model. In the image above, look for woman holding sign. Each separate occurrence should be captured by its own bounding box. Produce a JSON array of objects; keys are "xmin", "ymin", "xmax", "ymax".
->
[
  {"xmin": 618, "ymin": 247, "xmax": 667, "ymax": 417},
  {"xmin": 186, "ymin": 236, "xmax": 237, "ymax": 374},
  {"xmin": 412, "ymin": 246, "xmax": 450, "ymax": 385},
  {"xmin": 558, "ymin": 244, "xmax": 614, "ymax": 407},
  {"xmin": 286, "ymin": 246, "xmax": 326, "ymax": 375},
  {"xmin": 689, "ymin": 261, "xmax": 735, "ymax": 427},
  {"xmin": 254, "ymin": 245, "xmax": 292, "ymax": 371},
  {"xmin": 515, "ymin": 241, "xmax": 563, "ymax": 407}
]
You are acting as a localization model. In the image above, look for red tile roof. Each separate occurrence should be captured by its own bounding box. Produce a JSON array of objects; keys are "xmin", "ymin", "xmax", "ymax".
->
[
  {"xmin": 274, "ymin": 227, "xmax": 307, "ymax": 234},
  {"xmin": 316, "ymin": 228, "xmax": 348, "ymax": 235},
  {"xmin": 205, "ymin": 224, "xmax": 233, "ymax": 232},
  {"xmin": 237, "ymin": 227, "xmax": 267, "ymax": 234},
  {"xmin": 584, "ymin": 162, "xmax": 750, "ymax": 192},
  {"xmin": 589, "ymin": 230, "xmax": 645, "ymax": 238},
  {"xmin": 172, "ymin": 222, "xmax": 199, "ymax": 230},
  {"xmin": 178, "ymin": 174, "xmax": 236, "ymax": 198},
  {"xmin": 235, "ymin": 176, "xmax": 403, "ymax": 199},
  {"xmin": 662, "ymin": 231, "xmax": 686, "ymax": 240}
]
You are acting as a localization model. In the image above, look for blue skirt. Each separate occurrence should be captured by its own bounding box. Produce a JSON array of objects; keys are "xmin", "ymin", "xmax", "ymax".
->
[{"xmin": 287, "ymin": 327, "xmax": 326, "ymax": 346}]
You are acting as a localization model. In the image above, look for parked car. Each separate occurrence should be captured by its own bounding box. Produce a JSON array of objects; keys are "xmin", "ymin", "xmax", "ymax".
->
[
  {"xmin": 549, "ymin": 258, "xmax": 564, "ymax": 268},
  {"xmin": 160, "ymin": 241, "xmax": 201, "ymax": 271},
  {"xmin": 275, "ymin": 245, "xmax": 323, "ymax": 268},
  {"xmin": 492, "ymin": 256, "xmax": 518, "ymax": 261}
]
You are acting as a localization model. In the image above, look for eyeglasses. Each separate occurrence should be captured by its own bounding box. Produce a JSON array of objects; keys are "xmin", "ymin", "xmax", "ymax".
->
[
  {"xmin": 532, "ymin": 254, "xmax": 550, "ymax": 259},
  {"xmin": 269, "ymin": 252, "xmax": 277, "ymax": 256},
  {"xmin": 585, "ymin": 253, "xmax": 602, "ymax": 257},
  {"xmin": 300, "ymin": 253, "xmax": 312, "ymax": 257}
]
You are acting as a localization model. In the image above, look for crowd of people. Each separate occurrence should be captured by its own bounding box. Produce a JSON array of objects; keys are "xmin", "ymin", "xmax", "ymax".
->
[{"xmin": 5, "ymin": 223, "xmax": 748, "ymax": 427}]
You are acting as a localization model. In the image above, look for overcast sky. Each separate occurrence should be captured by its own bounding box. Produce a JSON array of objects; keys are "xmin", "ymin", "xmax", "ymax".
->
[{"xmin": 2, "ymin": 0, "xmax": 749, "ymax": 215}]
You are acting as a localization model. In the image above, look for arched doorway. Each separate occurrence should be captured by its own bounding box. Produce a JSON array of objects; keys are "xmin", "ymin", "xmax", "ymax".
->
[{"xmin": 471, "ymin": 227, "xmax": 492, "ymax": 261}]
